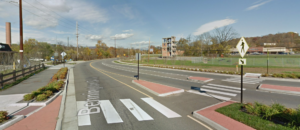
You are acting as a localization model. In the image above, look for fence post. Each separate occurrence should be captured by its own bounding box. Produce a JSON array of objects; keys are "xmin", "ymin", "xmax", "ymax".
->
[
  {"xmin": 0, "ymin": 73, "xmax": 3, "ymax": 89},
  {"xmin": 22, "ymin": 67, "xmax": 24, "ymax": 77},
  {"xmin": 29, "ymin": 65, "xmax": 31, "ymax": 72},
  {"xmin": 34, "ymin": 65, "xmax": 36, "ymax": 72},
  {"xmin": 13, "ymin": 70, "xmax": 16, "ymax": 81},
  {"xmin": 42, "ymin": 63, "xmax": 45, "ymax": 69}
]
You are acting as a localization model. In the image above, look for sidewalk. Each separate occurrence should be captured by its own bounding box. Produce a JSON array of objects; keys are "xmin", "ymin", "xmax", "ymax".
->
[{"xmin": 5, "ymin": 96, "xmax": 62, "ymax": 130}]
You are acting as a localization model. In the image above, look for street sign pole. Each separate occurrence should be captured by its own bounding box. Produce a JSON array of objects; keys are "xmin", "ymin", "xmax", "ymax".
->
[
  {"xmin": 241, "ymin": 65, "xmax": 243, "ymax": 104},
  {"xmin": 138, "ymin": 53, "xmax": 139, "ymax": 80},
  {"xmin": 236, "ymin": 37, "xmax": 249, "ymax": 104}
]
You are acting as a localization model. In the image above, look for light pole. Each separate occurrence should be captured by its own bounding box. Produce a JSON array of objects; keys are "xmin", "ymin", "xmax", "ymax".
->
[{"xmin": 19, "ymin": 0, "xmax": 24, "ymax": 68}]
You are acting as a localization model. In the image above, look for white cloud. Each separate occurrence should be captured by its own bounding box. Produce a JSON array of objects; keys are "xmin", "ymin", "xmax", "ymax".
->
[
  {"xmin": 131, "ymin": 41, "xmax": 151, "ymax": 45},
  {"xmin": 51, "ymin": 30, "xmax": 73, "ymax": 34},
  {"xmin": 85, "ymin": 35, "xmax": 103, "ymax": 40},
  {"xmin": 246, "ymin": 0, "xmax": 272, "ymax": 11},
  {"xmin": 193, "ymin": 19, "xmax": 236, "ymax": 36},
  {"xmin": 24, "ymin": 16, "xmax": 58, "ymax": 29},
  {"xmin": 110, "ymin": 33, "xmax": 134, "ymax": 40},
  {"xmin": 123, "ymin": 29, "xmax": 133, "ymax": 32}
]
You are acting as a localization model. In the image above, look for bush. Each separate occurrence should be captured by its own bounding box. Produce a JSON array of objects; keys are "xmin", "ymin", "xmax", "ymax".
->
[
  {"xmin": 24, "ymin": 94, "xmax": 34, "ymax": 101},
  {"xmin": 31, "ymin": 91, "xmax": 42, "ymax": 97},
  {"xmin": 45, "ymin": 86, "xmax": 57, "ymax": 92},
  {"xmin": 36, "ymin": 94, "xmax": 47, "ymax": 101},
  {"xmin": 37, "ymin": 86, "xmax": 46, "ymax": 92},
  {"xmin": 0, "ymin": 111, "xmax": 9, "ymax": 123},
  {"xmin": 44, "ymin": 90, "xmax": 53, "ymax": 97},
  {"xmin": 272, "ymin": 73, "xmax": 278, "ymax": 77},
  {"xmin": 281, "ymin": 74, "xmax": 287, "ymax": 78},
  {"xmin": 54, "ymin": 85, "xmax": 61, "ymax": 90}
]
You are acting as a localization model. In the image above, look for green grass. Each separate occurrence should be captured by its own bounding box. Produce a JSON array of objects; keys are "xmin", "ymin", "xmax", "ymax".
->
[
  {"xmin": 123, "ymin": 58, "xmax": 300, "ymax": 69},
  {"xmin": 0, "ymin": 67, "xmax": 47, "ymax": 91},
  {"xmin": 216, "ymin": 103, "xmax": 299, "ymax": 130}
]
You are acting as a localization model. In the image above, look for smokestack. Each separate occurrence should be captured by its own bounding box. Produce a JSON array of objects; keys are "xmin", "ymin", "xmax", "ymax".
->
[{"xmin": 6, "ymin": 22, "xmax": 11, "ymax": 47}]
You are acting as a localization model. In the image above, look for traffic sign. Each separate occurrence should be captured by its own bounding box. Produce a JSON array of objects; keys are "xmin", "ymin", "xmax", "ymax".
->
[
  {"xmin": 239, "ymin": 58, "xmax": 246, "ymax": 65},
  {"xmin": 236, "ymin": 37, "xmax": 249, "ymax": 58},
  {"xmin": 135, "ymin": 53, "xmax": 141, "ymax": 60},
  {"xmin": 61, "ymin": 52, "xmax": 66, "ymax": 57},
  {"xmin": 150, "ymin": 49, "xmax": 153, "ymax": 52},
  {"xmin": 54, "ymin": 52, "xmax": 58, "ymax": 57}
]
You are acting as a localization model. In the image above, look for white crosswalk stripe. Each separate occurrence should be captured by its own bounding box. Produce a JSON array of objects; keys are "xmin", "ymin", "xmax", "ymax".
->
[
  {"xmin": 222, "ymin": 77, "xmax": 263, "ymax": 84},
  {"xmin": 77, "ymin": 98, "xmax": 180, "ymax": 126},
  {"xmin": 120, "ymin": 99, "xmax": 153, "ymax": 121},
  {"xmin": 187, "ymin": 84, "xmax": 246, "ymax": 101},
  {"xmin": 141, "ymin": 98, "xmax": 181, "ymax": 118}
]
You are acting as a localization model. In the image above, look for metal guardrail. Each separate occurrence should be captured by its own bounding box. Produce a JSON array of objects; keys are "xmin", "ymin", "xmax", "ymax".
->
[{"xmin": 0, "ymin": 63, "xmax": 45, "ymax": 89}]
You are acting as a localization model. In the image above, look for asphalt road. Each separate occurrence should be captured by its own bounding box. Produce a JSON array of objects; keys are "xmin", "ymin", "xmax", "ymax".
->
[{"xmin": 72, "ymin": 59, "xmax": 300, "ymax": 130}]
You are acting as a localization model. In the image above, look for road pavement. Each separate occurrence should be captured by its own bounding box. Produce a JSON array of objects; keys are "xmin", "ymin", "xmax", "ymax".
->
[{"xmin": 68, "ymin": 58, "xmax": 300, "ymax": 130}]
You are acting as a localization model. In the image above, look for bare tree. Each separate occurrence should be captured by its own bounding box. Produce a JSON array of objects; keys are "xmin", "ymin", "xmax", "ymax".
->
[{"xmin": 213, "ymin": 26, "xmax": 239, "ymax": 46}]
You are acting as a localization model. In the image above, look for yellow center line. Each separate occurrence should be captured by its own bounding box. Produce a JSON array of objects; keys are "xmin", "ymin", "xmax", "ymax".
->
[
  {"xmin": 187, "ymin": 115, "xmax": 213, "ymax": 130},
  {"xmin": 89, "ymin": 61, "xmax": 152, "ymax": 98}
]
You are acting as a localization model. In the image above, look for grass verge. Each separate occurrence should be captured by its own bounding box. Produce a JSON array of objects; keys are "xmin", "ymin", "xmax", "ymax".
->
[
  {"xmin": 0, "ymin": 67, "xmax": 47, "ymax": 91},
  {"xmin": 216, "ymin": 103, "xmax": 300, "ymax": 130}
]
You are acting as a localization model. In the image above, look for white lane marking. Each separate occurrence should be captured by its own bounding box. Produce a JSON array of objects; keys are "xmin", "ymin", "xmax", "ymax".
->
[
  {"xmin": 207, "ymin": 84, "xmax": 246, "ymax": 90},
  {"xmin": 186, "ymin": 90, "xmax": 231, "ymax": 101},
  {"xmin": 77, "ymin": 101, "xmax": 91, "ymax": 126},
  {"xmin": 225, "ymin": 78, "xmax": 262, "ymax": 82},
  {"xmin": 141, "ymin": 98, "xmax": 181, "ymax": 118},
  {"xmin": 202, "ymin": 85, "xmax": 240, "ymax": 93},
  {"xmin": 222, "ymin": 80, "xmax": 257, "ymax": 84},
  {"xmin": 99, "ymin": 100, "xmax": 123, "ymax": 124},
  {"xmin": 120, "ymin": 99, "xmax": 153, "ymax": 121},
  {"xmin": 200, "ymin": 88, "xmax": 237, "ymax": 96}
]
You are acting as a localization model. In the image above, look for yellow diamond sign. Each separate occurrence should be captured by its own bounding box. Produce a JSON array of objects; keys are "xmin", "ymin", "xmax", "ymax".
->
[{"xmin": 236, "ymin": 37, "xmax": 249, "ymax": 58}]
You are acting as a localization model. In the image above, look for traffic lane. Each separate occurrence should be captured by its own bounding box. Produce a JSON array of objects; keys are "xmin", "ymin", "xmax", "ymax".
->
[
  {"xmin": 241, "ymin": 89, "xmax": 300, "ymax": 108},
  {"xmin": 74, "ymin": 60, "xmax": 216, "ymax": 130},
  {"xmin": 102, "ymin": 62, "xmax": 192, "ymax": 80},
  {"xmin": 98, "ymin": 61, "xmax": 300, "ymax": 108},
  {"xmin": 261, "ymin": 80, "xmax": 300, "ymax": 88},
  {"xmin": 104, "ymin": 59, "xmax": 231, "ymax": 80}
]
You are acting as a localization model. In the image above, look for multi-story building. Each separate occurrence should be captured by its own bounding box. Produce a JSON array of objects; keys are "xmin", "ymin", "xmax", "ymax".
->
[{"xmin": 162, "ymin": 36, "xmax": 177, "ymax": 57}]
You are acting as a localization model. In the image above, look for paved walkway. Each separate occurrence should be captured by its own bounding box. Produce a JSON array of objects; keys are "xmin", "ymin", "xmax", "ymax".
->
[
  {"xmin": 194, "ymin": 101, "xmax": 255, "ymax": 130},
  {"xmin": 5, "ymin": 96, "xmax": 62, "ymax": 130},
  {"xmin": 0, "ymin": 68, "xmax": 58, "ymax": 95}
]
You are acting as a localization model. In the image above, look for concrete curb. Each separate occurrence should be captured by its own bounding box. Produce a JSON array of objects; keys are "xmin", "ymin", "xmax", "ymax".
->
[
  {"xmin": 192, "ymin": 101, "xmax": 227, "ymax": 130},
  {"xmin": 0, "ymin": 115, "xmax": 24, "ymax": 130},
  {"xmin": 55, "ymin": 68, "xmax": 70, "ymax": 130},
  {"xmin": 115, "ymin": 60, "xmax": 300, "ymax": 82},
  {"xmin": 258, "ymin": 84, "xmax": 300, "ymax": 96},
  {"xmin": 132, "ymin": 80, "xmax": 184, "ymax": 97}
]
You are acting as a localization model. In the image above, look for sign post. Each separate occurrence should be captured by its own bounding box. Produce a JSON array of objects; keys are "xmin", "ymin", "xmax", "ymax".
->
[
  {"xmin": 136, "ymin": 53, "xmax": 141, "ymax": 80},
  {"xmin": 61, "ymin": 52, "xmax": 66, "ymax": 67},
  {"xmin": 236, "ymin": 37, "xmax": 249, "ymax": 104}
]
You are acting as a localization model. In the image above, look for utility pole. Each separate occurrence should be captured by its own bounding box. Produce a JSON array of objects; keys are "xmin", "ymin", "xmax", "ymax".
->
[
  {"xmin": 148, "ymin": 38, "xmax": 150, "ymax": 63},
  {"xmin": 76, "ymin": 21, "xmax": 79, "ymax": 60},
  {"xmin": 19, "ymin": 0, "xmax": 23, "ymax": 68},
  {"xmin": 67, "ymin": 37, "xmax": 69, "ymax": 47},
  {"xmin": 115, "ymin": 37, "xmax": 117, "ymax": 58}
]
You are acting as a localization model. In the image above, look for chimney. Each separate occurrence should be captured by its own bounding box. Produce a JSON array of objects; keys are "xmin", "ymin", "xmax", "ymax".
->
[{"xmin": 6, "ymin": 22, "xmax": 11, "ymax": 47}]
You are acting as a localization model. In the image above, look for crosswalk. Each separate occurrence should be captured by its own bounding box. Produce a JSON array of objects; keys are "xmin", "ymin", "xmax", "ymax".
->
[
  {"xmin": 77, "ymin": 98, "xmax": 181, "ymax": 126},
  {"xmin": 222, "ymin": 77, "xmax": 263, "ymax": 84},
  {"xmin": 187, "ymin": 83, "xmax": 246, "ymax": 101}
]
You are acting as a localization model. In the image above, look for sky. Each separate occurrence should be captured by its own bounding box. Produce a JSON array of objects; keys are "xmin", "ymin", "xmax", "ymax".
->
[{"xmin": 0, "ymin": 0, "xmax": 299, "ymax": 49}]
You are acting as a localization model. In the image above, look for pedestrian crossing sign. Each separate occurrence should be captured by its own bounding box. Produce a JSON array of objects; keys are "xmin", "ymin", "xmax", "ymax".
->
[
  {"xmin": 236, "ymin": 37, "xmax": 249, "ymax": 58},
  {"xmin": 239, "ymin": 58, "xmax": 246, "ymax": 65}
]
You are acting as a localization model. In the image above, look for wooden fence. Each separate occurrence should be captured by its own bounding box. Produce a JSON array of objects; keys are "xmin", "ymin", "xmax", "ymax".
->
[{"xmin": 0, "ymin": 63, "xmax": 45, "ymax": 89}]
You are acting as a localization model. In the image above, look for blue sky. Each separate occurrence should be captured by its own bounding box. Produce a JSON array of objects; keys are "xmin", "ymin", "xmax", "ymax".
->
[{"xmin": 0, "ymin": 0, "xmax": 299, "ymax": 49}]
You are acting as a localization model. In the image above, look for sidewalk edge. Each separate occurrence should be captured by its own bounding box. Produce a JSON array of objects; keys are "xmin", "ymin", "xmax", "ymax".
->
[{"xmin": 0, "ymin": 115, "xmax": 24, "ymax": 130}]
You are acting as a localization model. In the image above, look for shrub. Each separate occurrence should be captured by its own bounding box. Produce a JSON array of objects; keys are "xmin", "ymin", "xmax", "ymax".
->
[
  {"xmin": 0, "ymin": 111, "xmax": 9, "ymax": 123},
  {"xmin": 45, "ymin": 86, "xmax": 57, "ymax": 92},
  {"xmin": 44, "ymin": 90, "xmax": 53, "ymax": 97},
  {"xmin": 31, "ymin": 91, "xmax": 42, "ymax": 97},
  {"xmin": 24, "ymin": 94, "xmax": 34, "ymax": 101},
  {"xmin": 272, "ymin": 73, "xmax": 277, "ymax": 77},
  {"xmin": 271, "ymin": 103, "xmax": 286, "ymax": 113},
  {"xmin": 281, "ymin": 74, "xmax": 287, "ymax": 78},
  {"xmin": 54, "ymin": 85, "xmax": 61, "ymax": 90},
  {"xmin": 37, "ymin": 86, "xmax": 46, "ymax": 92},
  {"xmin": 36, "ymin": 94, "xmax": 47, "ymax": 101}
]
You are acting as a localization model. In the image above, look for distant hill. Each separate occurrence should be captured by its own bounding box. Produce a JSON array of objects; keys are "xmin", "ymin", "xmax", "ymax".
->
[{"xmin": 228, "ymin": 32, "xmax": 300, "ymax": 48}]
